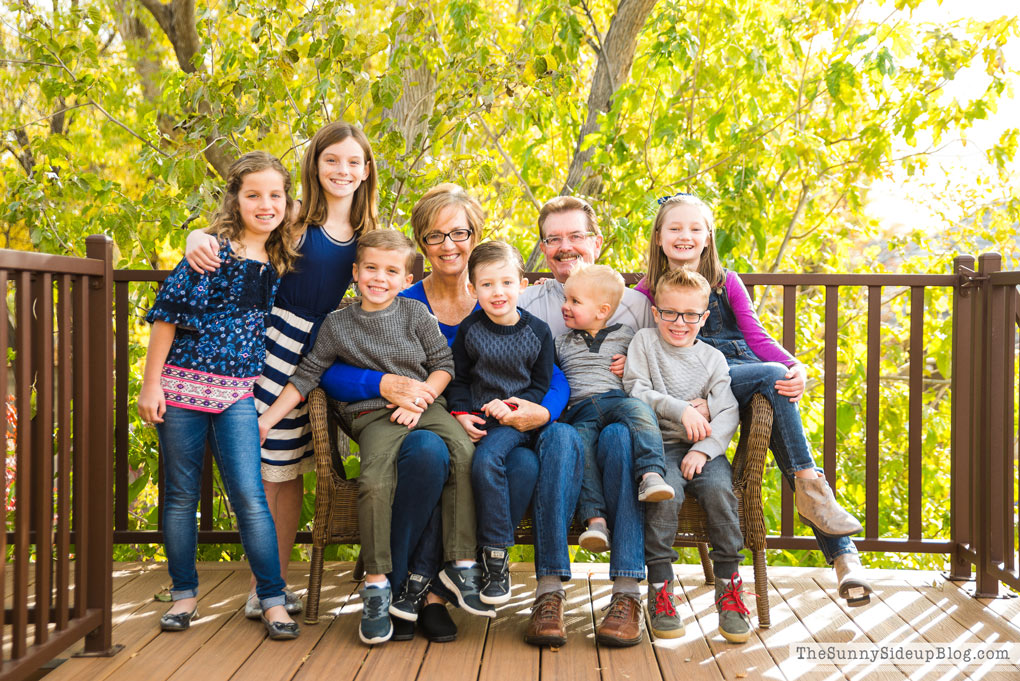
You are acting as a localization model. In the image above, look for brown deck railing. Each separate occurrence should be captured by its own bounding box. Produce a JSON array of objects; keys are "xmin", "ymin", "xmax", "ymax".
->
[{"xmin": 1, "ymin": 236, "xmax": 119, "ymax": 681}]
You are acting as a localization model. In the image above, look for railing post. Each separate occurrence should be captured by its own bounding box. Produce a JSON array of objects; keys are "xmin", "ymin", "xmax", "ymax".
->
[
  {"xmin": 950, "ymin": 255, "xmax": 975, "ymax": 580},
  {"xmin": 82, "ymin": 235, "xmax": 116, "ymax": 654},
  {"xmin": 974, "ymin": 252, "xmax": 1002, "ymax": 597}
]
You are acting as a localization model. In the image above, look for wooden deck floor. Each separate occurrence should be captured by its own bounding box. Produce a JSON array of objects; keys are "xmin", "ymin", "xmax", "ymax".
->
[{"xmin": 17, "ymin": 561, "xmax": 1020, "ymax": 681}]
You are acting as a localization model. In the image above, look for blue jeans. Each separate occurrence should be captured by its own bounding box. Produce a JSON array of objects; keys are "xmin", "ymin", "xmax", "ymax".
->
[
  {"xmin": 590, "ymin": 424, "xmax": 646, "ymax": 579},
  {"xmin": 726, "ymin": 358, "xmax": 857, "ymax": 564},
  {"xmin": 563, "ymin": 390, "xmax": 665, "ymax": 521},
  {"xmin": 388, "ymin": 430, "xmax": 449, "ymax": 593},
  {"xmin": 471, "ymin": 425, "xmax": 533, "ymax": 547},
  {"xmin": 532, "ymin": 423, "xmax": 584, "ymax": 579},
  {"xmin": 645, "ymin": 444, "xmax": 744, "ymax": 584},
  {"xmin": 158, "ymin": 399, "xmax": 286, "ymax": 609}
]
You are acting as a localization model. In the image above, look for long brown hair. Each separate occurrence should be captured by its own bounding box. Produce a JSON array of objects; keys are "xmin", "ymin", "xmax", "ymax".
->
[
  {"xmin": 296, "ymin": 121, "xmax": 378, "ymax": 237},
  {"xmin": 644, "ymin": 194, "xmax": 724, "ymax": 297},
  {"xmin": 207, "ymin": 151, "xmax": 300, "ymax": 275}
]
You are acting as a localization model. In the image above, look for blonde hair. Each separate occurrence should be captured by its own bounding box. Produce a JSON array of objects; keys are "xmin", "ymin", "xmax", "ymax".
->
[
  {"xmin": 564, "ymin": 264, "xmax": 625, "ymax": 316},
  {"xmin": 297, "ymin": 121, "xmax": 378, "ymax": 237},
  {"xmin": 467, "ymin": 240, "xmax": 524, "ymax": 284},
  {"xmin": 356, "ymin": 229, "xmax": 417, "ymax": 273},
  {"xmin": 207, "ymin": 151, "xmax": 299, "ymax": 276},
  {"xmin": 645, "ymin": 194, "xmax": 723, "ymax": 296},
  {"xmin": 411, "ymin": 183, "xmax": 484, "ymax": 251},
  {"xmin": 537, "ymin": 195, "xmax": 601, "ymax": 239},
  {"xmin": 654, "ymin": 267, "xmax": 711, "ymax": 307}
]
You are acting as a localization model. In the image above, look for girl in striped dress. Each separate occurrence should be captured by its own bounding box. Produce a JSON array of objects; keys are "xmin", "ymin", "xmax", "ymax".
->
[{"xmin": 185, "ymin": 122, "xmax": 378, "ymax": 615}]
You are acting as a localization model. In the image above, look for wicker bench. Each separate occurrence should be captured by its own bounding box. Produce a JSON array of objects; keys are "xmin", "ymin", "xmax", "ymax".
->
[{"xmin": 303, "ymin": 386, "xmax": 774, "ymax": 628}]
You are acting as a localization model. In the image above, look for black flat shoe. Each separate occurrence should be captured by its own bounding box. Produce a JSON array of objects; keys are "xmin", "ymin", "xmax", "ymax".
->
[
  {"xmin": 160, "ymin": 607, "xmax": 199, "ymax": 631},
  {"xmin": 261, "ymin": 614, "xmax": 300, "ymax": 640},
  {"xmin": 391, "ymin": 616, "xmax": 415, "ymax": 641},
  {"xmin": 419, "ymin": 603, "xmax": 457, "ymax": 643}
]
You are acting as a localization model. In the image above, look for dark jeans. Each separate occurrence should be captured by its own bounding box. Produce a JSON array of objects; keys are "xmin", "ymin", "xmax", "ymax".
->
[
  {"xmin": 645, "ymin": 443, "xmax": 743, "ymax": 584},
  {"xmin": 562, "ymin": 390, "xmax": 666, "ymax": 521},
  {"xmin": 471, "ymin": 426, "xmax": 534, "ymax": 547}
]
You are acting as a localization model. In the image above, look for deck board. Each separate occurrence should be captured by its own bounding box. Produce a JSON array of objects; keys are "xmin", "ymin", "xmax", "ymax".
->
[{"xmin": 10, "ymin": 562, "xmax": 1020, "ymax": 681}]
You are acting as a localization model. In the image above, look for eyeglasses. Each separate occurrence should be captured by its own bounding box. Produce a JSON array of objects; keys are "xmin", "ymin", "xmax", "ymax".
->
[
  {"xmin": 423, "ymin": 228, "xmax": 473, "ymax": 246},
  {"xmin": 657, "ymin": 191, "xmax": 697, "ymax": 205},
  {"xmin": 656, "ymin": 308, "xmax": 708, "ymax": 323},
  {"xmin": 540, "ymin": 232, "xmax": 595, "ymax": 248}
]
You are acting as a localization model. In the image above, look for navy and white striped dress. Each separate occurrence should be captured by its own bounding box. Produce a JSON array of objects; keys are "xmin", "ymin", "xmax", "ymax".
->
[{"xmin": 253, "ymin": 225, "xmax": 356, "ymax": 481}]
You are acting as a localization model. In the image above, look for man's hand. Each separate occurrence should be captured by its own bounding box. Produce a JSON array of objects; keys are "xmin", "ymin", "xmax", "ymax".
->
[
  {"xmin": 380, "ymin": 374, "xmax": 437, "ymax": 413},
  {"xmin": 775, "ymin": 364, "xmax": 806, "ymax": 402},
  {"xmin": 498, "ymin": 397, "xmax": 550, "ymax": 432},
  {"xmin": 455, "ymin": 413, "xmax": 487, "ymax": 442},
  {"xmin": 681, "ymin": 405, "xmax": 712, "ymax": 442},
  {"xmin": 184, "ymin": 231, "xmax": 221, "ymax": 274},
  {"xmin": 680, "ymin": 451, "xmax": 708, "ymax": 480}
]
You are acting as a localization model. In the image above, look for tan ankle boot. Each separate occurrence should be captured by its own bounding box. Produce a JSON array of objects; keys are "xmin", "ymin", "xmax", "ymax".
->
[
  {"xmin": 795, "ymin": 476, "xmax": 864, "ymax": 537},
  {"xmin": 833, "ymin": 553, "xmax": 872, "ymax": 606}
]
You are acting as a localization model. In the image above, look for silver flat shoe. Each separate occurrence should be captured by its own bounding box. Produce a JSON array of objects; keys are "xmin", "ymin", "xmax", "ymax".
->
[{"xmin": 160, "ymin": 606, "xmax": 199, "ymax": 631}]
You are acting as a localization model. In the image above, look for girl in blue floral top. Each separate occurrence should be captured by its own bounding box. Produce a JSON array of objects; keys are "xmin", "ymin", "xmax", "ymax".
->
[{"xmin": 138, "ymin": 151, "xmax": 303, "ymax": 640}]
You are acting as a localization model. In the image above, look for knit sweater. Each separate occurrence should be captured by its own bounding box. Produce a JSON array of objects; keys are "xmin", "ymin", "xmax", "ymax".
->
[
  {"xmin": 623, "ymin": 328, "xmax": 738, "ymax": 459},
  {"xmin": 290, "ymin": 296, "xmax": 453, "ymax": 416},
  {"xmin": 554, "ymin": 324, "xmax": 634, "ymax": 408},
  {"xmin": 446, "ymin": 308, "xmax": 554, "ymax": 413}
]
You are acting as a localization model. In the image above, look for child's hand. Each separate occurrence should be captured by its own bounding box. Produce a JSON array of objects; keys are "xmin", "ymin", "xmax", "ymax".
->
[
  {"xmin": 137, "ymin": 382, "xmax": 166, "ymax": 424},
  {"xmin": 391, "ymin": 406, "xmax": 421, "ymax": 429},
  {"xmin": 258, "ymin": 416, "xmax": 271, "ymax": 444},
  {"xmin": 184, "ymin": 231, "xmax": 221, "ymax": 274},
  {"xmin": 680, "ymin": 451, "xmax": 708, "ymax": 480},
  {"xmin": 482, "ymin": 399, "xmax": 512, "ymax": 421},
  {"xmin": 610, "ymin": 353, "xmax": 626, "ymax": 378},
  {"xmin": 681, "ymin": 405, "xmax": 712, "ymax": 442},
  {"xmin": 690, "ymin": 398, "xmax": 711, "ymax": 420},
  {"xmin": 775, "ymin": 364, "xmax": 806, "ymax": 402},
  {"xmin": 455, "ymin": 413, "xmax": 487, "ymax": 442}
]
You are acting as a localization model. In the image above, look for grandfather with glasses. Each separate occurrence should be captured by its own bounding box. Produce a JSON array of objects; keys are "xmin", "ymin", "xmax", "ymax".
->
[{"xmin": 508, "ymin": 196, "xmax": 655, "ymax": 648}]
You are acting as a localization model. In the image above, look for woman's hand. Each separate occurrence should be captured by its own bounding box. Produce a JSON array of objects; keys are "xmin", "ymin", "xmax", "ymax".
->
[
  {"xmin": 138, "ymin": 381, "xmax": 166, "ymax": 424},
  {"xmin": 184, "ymin": 231, "xmax": 221, "ymax": 274},
  {"xmin": 775, "ymin": 364, "xmax": 807, "ymax": 402},
  {"xmin": 498, "ymin": 397, "xmax": 550, "ymax": 432},
  {"xmin": 455, "ymin": 413, "xmax": 487, "ymax": 442},
  {"xmin": 380, "ymin": 374, "xmax": 437, "ymax": 413}
]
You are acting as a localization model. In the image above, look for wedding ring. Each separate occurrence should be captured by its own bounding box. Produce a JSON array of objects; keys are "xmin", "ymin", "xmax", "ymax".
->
[{"xmin": 413, "ymin": 397, "xmax": 423, "ymax": 407}]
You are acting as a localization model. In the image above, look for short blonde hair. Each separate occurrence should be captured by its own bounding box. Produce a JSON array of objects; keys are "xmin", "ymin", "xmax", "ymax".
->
[
  {"xmin": 537, "ymin": 195, "xmax": 601, "ymax": 239},
  {"xmin": 411, "ymin": 183, "xmax": 484, "ymax": 251},
  {"xmin": 356, "ymin": 229, "xmax": 417, "ymax": 274},
  {"xmin": 565, "ymin": 264, "xmax": 625, "ymax": 316},
  {"xmin": 654, "ymin": 267, "xmax": 711, "ymax": 307}
]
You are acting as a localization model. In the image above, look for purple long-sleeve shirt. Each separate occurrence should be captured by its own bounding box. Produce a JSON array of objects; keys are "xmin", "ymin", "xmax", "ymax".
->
[{"xmin": 635, "ymin": 270, "xmax": 797, "ymax": 368}]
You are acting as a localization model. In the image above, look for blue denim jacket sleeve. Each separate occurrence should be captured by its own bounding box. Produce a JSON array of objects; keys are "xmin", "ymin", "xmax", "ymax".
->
[
  {"xmin": 319, "ymin": 360, "xmax": 385, "ymax": 402},
  {"xmin": 541, "ymin": 363, "xmax": 569, "ymax": 421}
]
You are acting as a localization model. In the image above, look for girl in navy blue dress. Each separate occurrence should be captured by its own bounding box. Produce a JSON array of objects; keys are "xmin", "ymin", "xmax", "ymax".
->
[
  {"xmin": 183, "ymin": 122, "xmax": 378, "ymax": 616},
  {"xmin": 138, "ymin": 152, "xmax": 302, "ymax": 639}
]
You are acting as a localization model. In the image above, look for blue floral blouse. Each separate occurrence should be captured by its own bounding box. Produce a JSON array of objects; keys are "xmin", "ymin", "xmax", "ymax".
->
[{"xmin": 146, "ymin": 240, "xmax": 279, "ymax": 412}]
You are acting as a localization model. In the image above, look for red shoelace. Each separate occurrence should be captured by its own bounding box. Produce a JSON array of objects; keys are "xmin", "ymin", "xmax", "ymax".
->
[
  {"xmin": 715, "ymin": 572, "xmax": 751, "ymax": 615},
  {"xmin": 654, "ymin": 580, "xmax": 677, "ymax": 616}
]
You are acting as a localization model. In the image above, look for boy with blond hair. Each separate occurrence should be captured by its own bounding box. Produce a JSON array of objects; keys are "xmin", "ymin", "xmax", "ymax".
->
[
  {"xmin": 623, "ymin": 267, "xmax": 750, "ymax": 644},
  {"xmin": 259, "ymin": 229, "xmax": 479, "ymax": 646}
]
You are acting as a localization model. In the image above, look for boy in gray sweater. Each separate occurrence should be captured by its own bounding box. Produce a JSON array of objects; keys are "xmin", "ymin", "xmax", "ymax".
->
[
  {"xmin": 623, "ymin": 267, "xmax": 751, "ymax": 645},
  {"xmin": 259, "ymin": 230, "xmax": 479, "ymax": 646}
]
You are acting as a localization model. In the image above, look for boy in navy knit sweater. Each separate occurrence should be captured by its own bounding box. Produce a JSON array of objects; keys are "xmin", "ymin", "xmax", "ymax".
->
[{"xmin": 446, "ymin": 241, "xmax": 555, "ymax": 606}]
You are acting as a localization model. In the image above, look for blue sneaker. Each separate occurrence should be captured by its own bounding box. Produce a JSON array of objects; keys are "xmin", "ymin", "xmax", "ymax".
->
[
  {"xmin": 359, "ymin": 585, "xmax": 394, "ymax": 645},
  {"xmin": 438, "ymin": 564, "xmax": 496, "ymax": 618}
]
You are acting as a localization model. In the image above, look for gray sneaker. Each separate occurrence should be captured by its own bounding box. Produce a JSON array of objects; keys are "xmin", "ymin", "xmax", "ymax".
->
[
  {"xmin": 638, "ymin": 472, "xmax": 675, "ymax": 502},
  {"xmin": 715, "ymin": 572, "xmax": 751, "ymax": 644},
  {"xmin": 647, "ymin": 580, "xmax": 685, "ymax": 638},
  {"xmin": 438, "ymin": 564, "xmax": 496, "ymax": 618},
  {"xmin": 578, "ymin": 519, "xmax": 611, "ymax": 553},
  {"xmin": 359, "ymin": 585, "xmax": 394, "ymax": 645}
]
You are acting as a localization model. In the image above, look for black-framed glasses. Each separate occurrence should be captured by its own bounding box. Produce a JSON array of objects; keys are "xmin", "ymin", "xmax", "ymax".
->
[
  {"xmin": 656, "ymin": 308, "xmax": 708, "ymax": 323},
  {"xmin": 423, "ymin": 228, "xmax": 473, "ymax": 246},
  {"xmin": 540, "ymin": 232, "xmax": 595, "ymax": 248},
  {"xmin": 657, "ymin": 191, "xmax": 697, "ymax": 205}
]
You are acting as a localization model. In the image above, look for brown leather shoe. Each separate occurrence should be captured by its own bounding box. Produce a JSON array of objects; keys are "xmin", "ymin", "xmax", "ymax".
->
[
  {"xmin": 524, "ymin": 592, "xmax": 566, "ymax": 647},
  {"xmin": 595, "ymin": 593, "xmax": 643, "ymax": 647}
]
